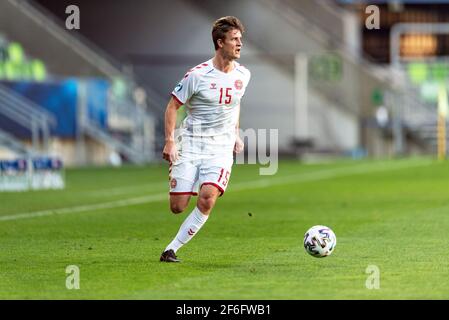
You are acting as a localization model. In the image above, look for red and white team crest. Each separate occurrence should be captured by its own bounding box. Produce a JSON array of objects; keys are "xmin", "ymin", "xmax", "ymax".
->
[
  {"xmin": 234, "ymin": 79, "xmax": 243, "ymax": 90},
  {"xmin": 170, "ymin": 178, "xmax": 177, "ymax": 189}
]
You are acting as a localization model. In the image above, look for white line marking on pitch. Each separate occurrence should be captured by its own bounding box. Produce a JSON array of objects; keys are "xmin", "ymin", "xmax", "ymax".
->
[
  {"xmin": 0, "ymin": 194, "xmax": 168, "ymax": 222},
  {"xmin": 84, "ymin": 181, "xmax": 167, "ymax": 197},
  {"xmin": 0, "ymin": 159, "xmax": 432, "ymax": 222}
]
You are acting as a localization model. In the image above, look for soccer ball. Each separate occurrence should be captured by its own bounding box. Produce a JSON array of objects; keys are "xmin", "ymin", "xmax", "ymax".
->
[{"xmin": 303, "ymin": 225, "xmax": 337, "ymax": 258}]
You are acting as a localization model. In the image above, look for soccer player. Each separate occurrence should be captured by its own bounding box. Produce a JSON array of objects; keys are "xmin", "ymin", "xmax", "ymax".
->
[{"xmin": 160, "ymin": 16, "xmax": 251, "ymax": 262}]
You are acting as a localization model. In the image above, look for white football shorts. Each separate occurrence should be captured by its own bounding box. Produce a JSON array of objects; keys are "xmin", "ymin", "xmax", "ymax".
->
[{"xmin": 169, "ymin": 154, "xmax": 233, "ymax": 196}]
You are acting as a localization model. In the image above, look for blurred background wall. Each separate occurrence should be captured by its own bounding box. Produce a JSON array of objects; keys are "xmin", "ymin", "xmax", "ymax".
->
[{"xmin": 0, "ymin": 0, "xmax": 448, "ymax": 167}]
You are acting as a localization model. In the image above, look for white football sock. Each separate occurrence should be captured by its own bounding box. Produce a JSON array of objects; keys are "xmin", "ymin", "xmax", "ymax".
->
[{"xmin": 165, "ymin": 207, "xmax": 209, "ymax": 253}]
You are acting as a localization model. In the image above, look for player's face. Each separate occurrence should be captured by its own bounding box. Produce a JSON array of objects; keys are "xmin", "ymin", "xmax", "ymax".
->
[{"xmin": 219, "ymin": 29, "xmax": 243, "ymax": 60}]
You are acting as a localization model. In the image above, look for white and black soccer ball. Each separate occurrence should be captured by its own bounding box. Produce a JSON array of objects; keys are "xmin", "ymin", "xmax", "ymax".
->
[{"xmin": 303, "ymin": 225, "xmax": 337, "ymax": 258}]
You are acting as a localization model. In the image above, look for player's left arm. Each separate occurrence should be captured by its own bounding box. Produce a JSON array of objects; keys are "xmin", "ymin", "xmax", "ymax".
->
[
  {"xmin": 234, "ymin": 104, "xmax": 244, "ymax": 154},
  {"xmin": 234, "ymin": 69, "xmax": 250, "ymax": 154}
]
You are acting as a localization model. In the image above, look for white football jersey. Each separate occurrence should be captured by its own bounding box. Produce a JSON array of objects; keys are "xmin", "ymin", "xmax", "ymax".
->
[{"xmin": 171, "ymin": 59, "xmax": 251, "ymax": 156}]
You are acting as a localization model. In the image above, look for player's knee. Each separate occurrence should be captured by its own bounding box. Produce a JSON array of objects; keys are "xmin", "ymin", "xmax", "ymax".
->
[
  {"xmin": 170, "ymin": 203, "xmax": 186, "ymax": 214},
  {"xmin": 198, "ymin": 194, "xmax": 216, "ymax": 212}
]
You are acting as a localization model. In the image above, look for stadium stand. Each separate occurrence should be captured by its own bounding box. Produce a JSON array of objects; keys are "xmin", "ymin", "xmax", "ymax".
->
[
  {"xmin": 0, "ymin": 0, "xmax": 447, "ymax": 174},
  {"xmin": 0, "ymin": 0, "xmax": 156, "ymax": 167},
  {"xmin": 188, "ymin": 0, "xmax": 448, "ymax": 157}
]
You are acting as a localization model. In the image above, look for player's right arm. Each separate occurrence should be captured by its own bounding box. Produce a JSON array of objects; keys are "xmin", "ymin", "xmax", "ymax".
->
[
  {"xmin": 162, "ymin": 97, "xmax": 182, "ymax": 162},
  {"xmin": 163, "ymin": 68, "xmax": 198, "ymax": 162}
]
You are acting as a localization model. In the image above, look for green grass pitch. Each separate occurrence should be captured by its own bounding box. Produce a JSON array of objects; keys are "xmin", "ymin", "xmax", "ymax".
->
[{"xmin": 0, "ymin": 157, "xmax": 448, "ymax": 299}]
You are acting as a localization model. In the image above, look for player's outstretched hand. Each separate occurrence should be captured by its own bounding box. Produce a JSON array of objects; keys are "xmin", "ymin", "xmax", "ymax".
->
[
  {"xmin": 163, "ymin": 141, "xmax": 179, "ymax": 162},
  {"xmin": 234, "ymin": 136, "xmax": 244, "ymax": 154}
]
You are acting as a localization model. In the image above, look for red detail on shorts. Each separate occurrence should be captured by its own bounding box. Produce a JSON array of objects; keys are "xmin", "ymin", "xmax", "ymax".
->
[
  {"xmin": 170, "ymin": 192, "xmax": 198, "ymax": 196},
  {"xmin": 171, "ymin": 93, "xmax": 184, "ymax": 105},
  {"xmin": 201, "ymin": 182, "xmax": 225, "ymax": 196},
  {"xmin": 202, "ymin": 63, "xmax": 208, "ymax": 66},
  {"xmin": 217, "ymin": 168, "xmax": 224, "ymax": 183},
  {"xmin": 170, "ymin": 178, "xmax": 177, "ymax": 188}
]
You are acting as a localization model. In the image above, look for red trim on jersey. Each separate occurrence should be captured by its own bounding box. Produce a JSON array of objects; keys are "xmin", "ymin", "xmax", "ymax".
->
[
  {"xmin": 171, "ymin": 93, "xmax": 184, "ymax": 106},
  {"xmin": 184, "ymin": 63, "xmax": 209, "ymax": 78},
  {"xmin": 170, "ymin": 192, "xmax": 198, "ymax": 196},
  {"xmin": 201, "ymin": 182, "xmax": 225, "ymax": 196},
  {"xmin": 184, "ymin": 68, "xmax": 194, "ymax": 78}
]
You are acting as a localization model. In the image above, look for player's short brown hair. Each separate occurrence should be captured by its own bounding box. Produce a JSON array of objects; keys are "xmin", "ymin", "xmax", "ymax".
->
[{"xmin": 212, "ymin": 16, "xmax": 245, "ymax": 50}]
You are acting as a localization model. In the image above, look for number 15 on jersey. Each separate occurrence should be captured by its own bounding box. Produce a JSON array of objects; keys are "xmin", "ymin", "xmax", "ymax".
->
[{"xmin": 219, "ymin": 88, "xmax": 232, "ymax": 105}]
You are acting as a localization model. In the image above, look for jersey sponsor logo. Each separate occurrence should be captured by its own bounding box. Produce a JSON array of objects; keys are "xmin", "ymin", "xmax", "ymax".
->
[
  {"xmin": 175, "ymin": 83, "xmax": 183, "ymax": 92},
  {"xmin": 234, "ymin": 79, "xmax": 243, "ymax": 90},
  {"xmin": 170, "ymin": 178, "xmax": 177, "ymax": 188},
  {"xmin": 210, "ymin": 83, "xmax": 217, "ymax": 89}
]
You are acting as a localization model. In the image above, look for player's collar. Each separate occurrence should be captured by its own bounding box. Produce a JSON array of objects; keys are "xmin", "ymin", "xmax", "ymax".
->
[{"xmin": 210, "ymin": 58, "xmax": 238, "ymax": 74}]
